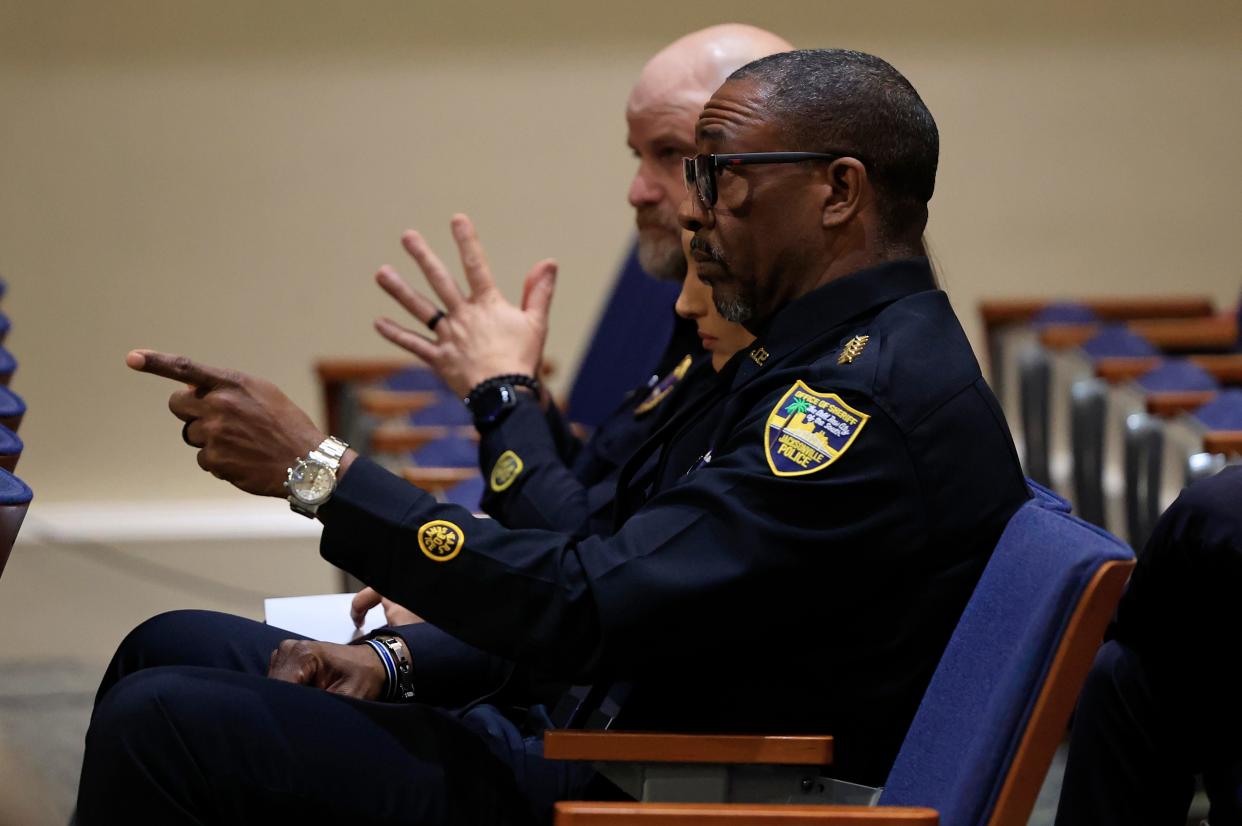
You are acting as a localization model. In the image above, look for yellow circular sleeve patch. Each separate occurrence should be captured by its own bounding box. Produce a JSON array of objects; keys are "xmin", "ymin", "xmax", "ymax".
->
[
  {"xmin": 417, "ymin": 519, "xmax": 464, "ymax": 563},
  {"xmin": 489, "ymin": 450, "xmax": 524, "ymax": 492}
]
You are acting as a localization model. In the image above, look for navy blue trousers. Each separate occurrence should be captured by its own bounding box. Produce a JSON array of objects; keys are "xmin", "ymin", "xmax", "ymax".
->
[
  {"xmin": 1056, "ymin": 469, "xmax": 1242, "ymax": 826},
  {"xmin": 76, "ymin": 610, "xmax": 594, "ymax": 825}
]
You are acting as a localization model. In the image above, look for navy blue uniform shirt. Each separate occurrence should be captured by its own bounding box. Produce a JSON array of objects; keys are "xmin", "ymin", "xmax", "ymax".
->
[
  {"xmin": 320, "ymin": 257, "xmax": 1029, "ymax": 784},
  {"xmin": 477, "ymin": 315, "xmax": 712, "ymax": 539}
]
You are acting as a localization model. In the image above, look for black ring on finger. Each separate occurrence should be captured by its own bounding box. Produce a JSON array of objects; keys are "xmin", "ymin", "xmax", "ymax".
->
[
  {"xmin": 427, "ymin": 310, "xmax": 446, "ymax": 332},
  {"xmin": 181, "ymin": 419, "xmax": 197, "ymax": 447}
]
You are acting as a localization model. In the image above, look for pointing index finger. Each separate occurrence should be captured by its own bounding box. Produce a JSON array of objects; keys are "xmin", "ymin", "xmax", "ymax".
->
[{"xmin": 126, "ymin": 350, "xmax": 232, "ymax": 388}]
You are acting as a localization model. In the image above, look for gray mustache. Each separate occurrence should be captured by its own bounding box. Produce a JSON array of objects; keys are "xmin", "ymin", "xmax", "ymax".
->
[{"xmin": 689, "ymin": 236, "xmax": 726, "ymax": 264}]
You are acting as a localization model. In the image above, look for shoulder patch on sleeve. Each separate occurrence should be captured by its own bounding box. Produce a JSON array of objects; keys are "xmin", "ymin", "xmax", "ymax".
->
[
  {"xmin": 418, "ymin": 519, "xmax": 464, "ymax": 562},
  {"xmin": 489, "ymin": 450, "xmax": 524, "ymax": 492},
  {"xmin": 763, "ymin": 381, "xmax": 870, "ymax": 477}
]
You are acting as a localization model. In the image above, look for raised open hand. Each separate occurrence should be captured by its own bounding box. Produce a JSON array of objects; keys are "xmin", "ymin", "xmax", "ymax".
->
[
  {"xmin": 373, "ymin": 213, "xmax": 557, "ymax": 397},
  {"xmin": 126, "ymin": 350, "xmax": 330, "ymax": 498}
]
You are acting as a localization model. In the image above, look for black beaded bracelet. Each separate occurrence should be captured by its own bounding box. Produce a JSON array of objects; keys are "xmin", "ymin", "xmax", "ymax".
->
[{"xmin": 463, "ymin": 374, "xmax": 541, "ymax": 409}]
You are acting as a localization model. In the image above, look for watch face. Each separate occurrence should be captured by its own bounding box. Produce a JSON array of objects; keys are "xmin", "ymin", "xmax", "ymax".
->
[
  {"xmin": 475, "ymin": 385, "xmax": 516, "ymax": 424},
  {"xmin": 289, "ymin": 459, "xmax": 335, "ymax": 505}
]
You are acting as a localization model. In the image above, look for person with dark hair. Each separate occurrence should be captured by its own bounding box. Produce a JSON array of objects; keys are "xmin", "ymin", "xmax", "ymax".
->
[
  {"xmin": 1056, "ymin": 466, "xmax": 1242, "ymax": 826},
  {"xmin": 77, "ymin": 48, "xmax": 1027, "ymax": 824}
]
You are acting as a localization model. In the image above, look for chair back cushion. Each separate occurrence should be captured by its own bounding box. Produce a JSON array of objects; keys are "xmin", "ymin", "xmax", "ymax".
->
[
  {"xmin": 411, "ymin": 435, "xmax": 478, "ymax": 468},
  {"xmin": 565, "ymin": 241, "xmax": 681, "ymax": 427},
  {"xmin": 0, "ymin": 469, "xmax": 32, "ymax": 580},
  {"xmin": 1080, "ymin": 324, "xmax": 1158, "ymax": 359},
  {"xmin": 1030, "ymin": 303, "xmax": 1097, "ymax": 327},
  {"xmin": 408, "ymin": 395, "xmax": 472, "ymax": 426},
  {"xmin": 879, "ymin": 483, "xmax": 1132, "ymax": 825},
  {"xmin": 384, "ymin": 366, "xmax": 449, "ymax": 393},
  {"xmin": 1193, "ymin": 388, "xmax": 1242, "ymax": 430},
  {"xmin": 1137, "ymin": 359, "xmax": 1219, "ymax": 393},
  {"xmin": 0, "ymin": 425, "xmax": 21, "ymax": 458}
]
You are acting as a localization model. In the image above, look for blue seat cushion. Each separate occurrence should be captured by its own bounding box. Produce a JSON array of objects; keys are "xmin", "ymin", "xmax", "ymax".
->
[
  {"xmin": 565, "ymin": 241, "xmax": 682, "ymax": 427},
  {"xmin": 1081, "ymin": 324, "xmax": 1158, "ymax": 359},
  {"xmin": 0, "ymin": 425, "xmax": 21, "ymax": 456},
  {"xmin": 880, "ymin": 485, "xmax": 1132, "ymax": 824},
  {"xmin": 1030, "ymin": 303, "xmax": 1098, "ymax": 327},
  {"xmin": 410, "ymin": 436, "xmax": 477, "ymax": 468},
  {"xmin": 1137, "ymin": 359, "xmax": 1219, "ymax": 393},
  {"xmin": 384, "ymin": 367, "xmax": 450, "ymax": 393},
  {"xmin": 0, "ymin": 469, "xmax": 31, "ymax": 505},
  {"xmin": 0, "ymin": 386, "xmax": 24, "ymax": 419},
  {"xmin": 407, "ymin": 395, "xmax": 471, "ymax": 426},
  {"xmin": 1193, "ymin": 388, "xmax": 1242, "ymax": 430},
  {"xmin": 442, "ymin": 476, "xmax": 484, "ymax": 510}
]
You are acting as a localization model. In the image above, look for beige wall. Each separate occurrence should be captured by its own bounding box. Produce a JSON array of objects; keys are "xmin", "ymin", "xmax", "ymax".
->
[{"xmin": 2, "ymin": 0, "xmax": 1239, "ymax": 505}]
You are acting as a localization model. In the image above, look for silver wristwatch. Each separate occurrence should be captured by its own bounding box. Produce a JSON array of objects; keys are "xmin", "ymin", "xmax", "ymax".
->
[{"xmin": 285, "ymin": 436, "xmax": 349, "ymax": 518}]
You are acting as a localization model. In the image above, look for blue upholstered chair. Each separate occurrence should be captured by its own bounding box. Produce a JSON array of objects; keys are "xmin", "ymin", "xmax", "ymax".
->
[
  {"xmin": 0, "ymin": 468, "xmax": 32, "ymax": 581},
  {"xmin": 548, "ymin": 483, "xmax": 1135, "ymax": 826},
  {"xmin": 0, "ymin": 424, "xmax": 22, "ymax": 473},
  {"xmin": 1124, "ymin": 388, "xmax": 1242, "ymax": 549},
  {"xmin": 383, "ymin": 366, "xmax": 449, "ymax": 393},
  {"xmin": 565, "ymin": 241, "xmax": 682, "ymax": 428},
  {"xmin": 409, "ymin": 434, "xmax": 477, "ymax": 468},
  {"xmin": 1022, "ymin": 323, "xmax": 1154, "ymax": 489},
  {"xmin": 404, "ymin": 393, "xmax": 471, "ymax": 426},
  {"xmin": 442, "ymin": 475, "xmax": 485, "ymax": 511},
  {"xmin": 0, "ymin": 345, "xmax": 15, "ymax": 386},
  {"xmin": 0, "ymin": 386, "xmax": 25, "ymax": 432},
  {"xmin": 1072, "ymin": 359, "xmax": 1220, "ymax": 533}
]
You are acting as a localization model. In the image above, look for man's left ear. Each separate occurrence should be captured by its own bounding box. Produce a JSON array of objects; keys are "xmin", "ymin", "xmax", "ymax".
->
[{"xmin": 820, "ymin": 158, "xmax": 868, "ymax": 229}]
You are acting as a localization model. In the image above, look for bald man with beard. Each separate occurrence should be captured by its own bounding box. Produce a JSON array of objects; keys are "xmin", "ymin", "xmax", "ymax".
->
[{"xmin": 76, "ymin": 26, "xmax": 790, "ymax": 826}]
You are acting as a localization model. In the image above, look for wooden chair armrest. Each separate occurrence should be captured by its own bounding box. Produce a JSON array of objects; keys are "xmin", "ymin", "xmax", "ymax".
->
[
  {"xmin": 1037, "ymin": 323, "xmax": 1098, "ymax": 350},
  {"xmin": 1094, "ymin": 356, "xmax": 1162, "ymax": 383},
  {"xmin": 543, "ymin": 731, "xmax": 833, "ymax": 766},
  {"xmin": 315, "ymin": 357, "xmax": 423, "ymax": 383},
  {"xmin": 358, "ymin": 390, "xmax": 441, "ymax": 417},
  {"xmin": 1203, "ymin": 430, "xmax": 1242, "ymax": 457},
  {"xmin": 554, "ymin": 802, "xmax": 937, "ymax": 825},
  {"xmin": 399, "ymin": 467, "xmax": 480, "ymax": 494},
  {"xmin": 979, "ymin": 297, "xmax": 1213, "ymax": 329},
  {"xmin": 1188, "ymin": 354, "xmax": 1242, "ymax": 384},
  {"xmin": 1128, "ymin": 315, "xmax": 1238, "ymax": 352},
  {"xmin": 1145, "ymin": 390, "xmax": 1218, "ymax": 417}
]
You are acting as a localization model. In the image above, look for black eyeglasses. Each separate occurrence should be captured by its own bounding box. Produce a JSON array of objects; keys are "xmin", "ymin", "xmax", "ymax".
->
[{"xmin": 683, "ymin": 152, "xmax": 858, "ymax": 207}]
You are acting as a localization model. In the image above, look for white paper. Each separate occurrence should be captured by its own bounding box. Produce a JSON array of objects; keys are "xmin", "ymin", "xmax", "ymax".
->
[{"xmin": 264, "ymin": 593, "xmax": 387, "ymax": 644}]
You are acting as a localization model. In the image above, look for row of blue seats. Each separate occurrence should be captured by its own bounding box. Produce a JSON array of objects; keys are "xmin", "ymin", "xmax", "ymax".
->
[
  {"xmin": 0, "ymin": 277, "xmax": 33, "ymax": 580},
  {"xmin": 994, "ymin": 298, "xmax": 1242, "ymax": 548}
]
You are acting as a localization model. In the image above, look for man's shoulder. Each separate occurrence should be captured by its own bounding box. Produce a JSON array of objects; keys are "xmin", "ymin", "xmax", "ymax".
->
[{"xmin": 775, "ymin": 289, "xmax": 986, "ymax": 432}]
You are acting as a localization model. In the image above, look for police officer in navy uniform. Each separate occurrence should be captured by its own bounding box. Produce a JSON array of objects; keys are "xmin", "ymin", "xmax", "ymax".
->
[
  {"xmin": 78, "ymin": 49, "xmax": 1029, "ymax": 824},
  {"xmin": 1056, "ymin": 466, "xmax": 1242, "ymax": 826}
]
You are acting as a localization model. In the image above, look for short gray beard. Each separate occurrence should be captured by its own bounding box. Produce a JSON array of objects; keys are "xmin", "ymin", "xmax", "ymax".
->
[{"xmin": 636, "ymin": 231, "xmax": 686, "ymax": 282}]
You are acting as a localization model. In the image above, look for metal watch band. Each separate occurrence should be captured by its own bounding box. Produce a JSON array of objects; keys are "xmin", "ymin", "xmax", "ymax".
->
[
  {"xmin": 286, "ymin": 435, "xmax": 350, "ymax": 519},
  {"xmin": 307, "ymin": 435, "xmax": 348, "ymax": 471}
]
